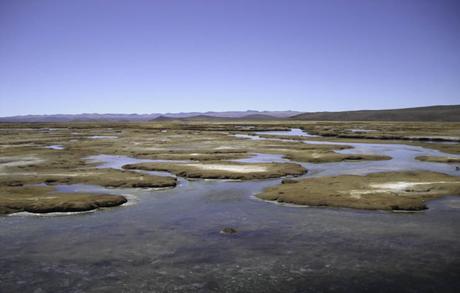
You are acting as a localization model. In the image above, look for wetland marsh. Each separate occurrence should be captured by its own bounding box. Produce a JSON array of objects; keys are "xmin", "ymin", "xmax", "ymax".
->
[{"xmin": 1, "ymin": 121, "xmax": 459, "ymax": 292}]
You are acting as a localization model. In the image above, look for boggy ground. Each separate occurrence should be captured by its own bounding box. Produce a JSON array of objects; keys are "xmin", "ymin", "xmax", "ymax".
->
[
  {"xmin": 416, "ymin": 156, "xmax": 460, "ymax": 164},
  {"xmin": 282, "ymin": 151, "xmax": 391, "ymax": 163},
  {"xmin": 232, "ymin": 135, "xmax": 392, "ymax": 163},
  {"xmin": 1, "ymin": 120, "xmax": 459, "ymax": 213},
  {"xmin": 0, "ymin": 168, "xmax": 177, "ymax": 188},
  {"xmin": 0, "ymin": 185, "xmax": 127, "ymax": 214},
  {"xmin": 298, "ymin": 121, "xmax": 460, "ymax": 143},
  {"xmin": 257, "ymin": 171, "xmax": 460, "ymax": 211},
  {"xmin": 123, "ymin": 161, "xmax": 306, "ymax": 180}
]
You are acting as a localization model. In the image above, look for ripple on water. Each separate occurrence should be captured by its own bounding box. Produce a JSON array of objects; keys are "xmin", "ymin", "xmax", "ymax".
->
[{"xmin": 2, "ymin": 129, "xmax": 459, "ymax": 291}]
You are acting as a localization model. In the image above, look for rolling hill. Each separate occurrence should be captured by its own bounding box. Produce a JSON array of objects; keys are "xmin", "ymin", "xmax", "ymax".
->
[
  {"xmin": 0, "ymin": 111, "xmax": 298, "ymax": 122},
  {"xmin": 1, "ymin": 106, "xmax": 459, "ymax": 122},
  {"xmin": 291, "ymin": 105, "xmax": 460, "ymax": 122}
]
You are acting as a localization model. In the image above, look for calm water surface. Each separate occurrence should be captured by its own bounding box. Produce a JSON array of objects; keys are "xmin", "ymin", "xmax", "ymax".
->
[{"xmin": 1, "ymin": 131, "xmax": 459, "ymax": 292}]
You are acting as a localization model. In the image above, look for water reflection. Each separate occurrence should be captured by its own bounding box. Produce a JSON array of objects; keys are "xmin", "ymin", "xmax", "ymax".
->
[
  {"xmin": 1, "ymin": 130, "xmax": 459, "ymax": 292},
  {"xmin": 255, "ymin": 128, "xmax": 317, "ymax": 137}
]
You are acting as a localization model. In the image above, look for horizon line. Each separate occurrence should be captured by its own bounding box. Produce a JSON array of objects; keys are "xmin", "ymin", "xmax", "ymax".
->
[{"xmin": 1, "ymin": 104, "xmax": 459, "ymax": 118}]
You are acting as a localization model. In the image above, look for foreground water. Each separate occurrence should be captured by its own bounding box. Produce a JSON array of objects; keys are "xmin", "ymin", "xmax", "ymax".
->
[{"xmin": 1, "ymin": 131, "xmax": 460, "ymax": 292}]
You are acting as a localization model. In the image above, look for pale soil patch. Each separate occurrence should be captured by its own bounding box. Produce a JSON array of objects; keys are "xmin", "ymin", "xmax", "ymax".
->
[
  {"xmin": 369, "ymin": 181, "xmax": 453, "ymax": 192},
  {"xmin": 349, "ymin": 194, "xmax": 362, "ymax": 199},
  {"xmin": 348, "ymin": 129, "xmax": 377, "ymax": 133},
  {"xmin": 183, "ymin": 163, "xmax": 267, "ymax": 173},
  {"xmin": 347, "ymin": 181, "xmax": 459, "ymax": 198},
  {"xmin": 133, "ymin": 147, "xmax": 167, "ymax": 151},
  {"xmin": 123, "ymin": 161, "xmax": 305, "ymax": 180},
  {"xmin": 258, "ymin": 171, "xmax": 460, "ymax": 211},
  {"xmin": 89, "ymin": 135, "xmax": 118, "ymax": 139},
  {"xmin": 214, "ymin": 146, "xmax": 235, "ymax": 150},
  {"xmin": 0, "ymin": 156, "xmax": 45, "ymax": 171}
]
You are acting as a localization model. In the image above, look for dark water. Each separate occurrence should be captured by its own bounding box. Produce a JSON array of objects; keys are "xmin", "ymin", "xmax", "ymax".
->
[{"xmin": 1, "ymin": 132, "xmax": 460, "ymax": 292}]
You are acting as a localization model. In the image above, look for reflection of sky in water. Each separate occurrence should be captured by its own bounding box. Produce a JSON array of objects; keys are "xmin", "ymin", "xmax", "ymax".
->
[
  {"xmin": 235, "ymin": 129, "xmax": 460, "ymax": 176},
  {"xmin": 86, "ymin": 154, "xmax": 186, "ymax": 177},
  {"xmin": 46, "ymin": 145, "xmax": 64, "ymax": 150},
  {"xmin": 2, "ymin": 176, "xmax": 460, "ymax": 291},
  {"xmin": 305, "ymin": 141, "xmax": 460, "ymax": 177},
  {"xmin": 1, "ymin": 129, "xmax": 460, "ymax": 291},
  {"xmin": 255, "ymin": 128, "xmax": 317, "ymax": 137}
]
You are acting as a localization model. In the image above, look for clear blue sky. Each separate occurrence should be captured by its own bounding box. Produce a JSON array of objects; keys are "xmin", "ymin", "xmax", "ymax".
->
[{"xmin": 1, "ymin": 0, "xmax": 459, "ymax": 116}]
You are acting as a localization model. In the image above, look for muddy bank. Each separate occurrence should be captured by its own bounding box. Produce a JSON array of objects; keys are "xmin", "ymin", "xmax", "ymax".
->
[{"xmin": 257, "ymin": 171, "xmax": 460, "ymax": 211}]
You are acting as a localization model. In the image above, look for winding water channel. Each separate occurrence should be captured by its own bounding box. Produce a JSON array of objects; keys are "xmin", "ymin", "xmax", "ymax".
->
[{"xmin": 1, "ymin": 130, "xmax": 459, "ymax": 292}]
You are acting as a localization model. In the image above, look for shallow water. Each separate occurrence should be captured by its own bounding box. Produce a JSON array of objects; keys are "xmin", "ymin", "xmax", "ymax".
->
[
  {"xmin": 236, "ymin": 130, "xmax": 460, "ymax": 177},
  {"xmin": 46, "ymin": 144, "xmax": 64, "ymax": 150},
  {"xmin": 255, "ymin": 128, "xmax": 317, "ymax": 137},
  {"xmin": 305, "ymin": 141, "xmax": 460, "ymax": 177},
  {"xmin": 86, "ymin": 154, "xmax": 186, "ymax": 177},
  {"xmin": 1, "ymin": 131, "xmax": 460, "ymax": 292}
]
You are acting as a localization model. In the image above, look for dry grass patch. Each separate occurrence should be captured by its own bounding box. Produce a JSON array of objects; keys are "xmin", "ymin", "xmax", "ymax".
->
[
  {"xmin": 0, "ymin": 186, "xmax": 127, "ymax": 214},
  {"xmin": 257, "ymin": 171, "xmax": 460, "ymax": 211},
  {"xmin": 123, "ymin": 161, "xmax": 306, "ymax": 180},
  {"xmin": 0, "ymin": 169, "xmax": 177, "ymax": 188},
  {"xmin": 415, "ymin": 156, "xmax": 460, "ymax": 164},
  {"xmin": 282, "ymin": 151, "xmax": 391, "ymax": 163}
]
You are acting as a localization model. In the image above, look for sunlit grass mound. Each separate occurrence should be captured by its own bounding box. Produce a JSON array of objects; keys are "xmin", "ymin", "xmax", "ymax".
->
[
  {"xmin": 123, "ymin": 161, "xmax": 306, "ymax": 180},
  {"xmin": 257, "ymin": 171, "xmax": 460, "ymax": 211}
]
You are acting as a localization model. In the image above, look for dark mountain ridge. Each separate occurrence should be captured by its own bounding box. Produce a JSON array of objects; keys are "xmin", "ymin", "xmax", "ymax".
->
[
  {"xmin": 291, "ymin": 105, "xmax": 460, "ymax": 122},
  {"xmin": 1, "ymin": 105, "xmax": 459, "ymax": 122},
  {"xmin": 0, "ymin": 111, "xmax": 299, "ymax": 122}
]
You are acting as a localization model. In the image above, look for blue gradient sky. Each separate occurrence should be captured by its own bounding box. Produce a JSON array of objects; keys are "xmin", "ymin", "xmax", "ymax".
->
[{"xmin": 1, "ymin": 0, "xmax": 459, "ymax": 116}]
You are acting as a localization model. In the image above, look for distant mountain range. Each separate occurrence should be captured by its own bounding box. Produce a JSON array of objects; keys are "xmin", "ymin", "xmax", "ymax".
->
[
  {"xmin": 291, "ymin": 105, "xmax": 460, "ymax": 122},
  {"xmin": 0, "ymin": 110, "xmax": 300, "ymax": 122},
  {"xmin": 1, "ymin": 105, "xmax": 459, "ymax": 122}
]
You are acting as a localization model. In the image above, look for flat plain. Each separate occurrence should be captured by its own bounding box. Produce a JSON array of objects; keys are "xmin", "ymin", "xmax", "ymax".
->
[{"xmin": 1, "ymin": 120, "xmax": 460, "ymax": 291}]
